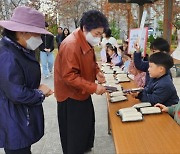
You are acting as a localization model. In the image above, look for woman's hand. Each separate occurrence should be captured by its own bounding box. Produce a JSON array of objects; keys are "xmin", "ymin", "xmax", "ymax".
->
[
  {"xmin": 45, "ymin": 89, "xmax": 54, "ymax": 97},
  {"xmin": 129, "ymin": 92, "xmax": 139, "ymax": 98},
  {"xmin": 38, "ymin": 84, "xmax": 53, "ymax": 97},
  {"xmin": 155, "ymin": 103, "xmax": 168, "ymax": 112},
  {"xmin": 95, "ymin": 84, "xmax": 106, "ymax": 95},
  {"xmin": 96, "ymin": 72, "xmax": 106, "ymax": 84}
]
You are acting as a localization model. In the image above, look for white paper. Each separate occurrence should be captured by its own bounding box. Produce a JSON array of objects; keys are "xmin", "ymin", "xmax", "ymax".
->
[
  {"xmin": 138, "ymin": 10, "xmax": 147, "ymax": 45},
  {"xmin": 171, "ymin": 30, "xmax": 180, "ymax": 60}
]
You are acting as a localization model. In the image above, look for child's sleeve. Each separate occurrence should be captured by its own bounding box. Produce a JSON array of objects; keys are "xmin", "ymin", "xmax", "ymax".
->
[
  {"xmin": 136, "ymin": 90, "xmax": 148, "ymax": 102},
  {"xmin": 133, "ymin": 52, "xmax": 149, "ymax": 72},
  {"xmin": 168, "ymin": 105, "xmax": 177, "ymax": 117},
  {"xmin": 168, "ymin": 103, "xmax": 180, "ymax": 125}
]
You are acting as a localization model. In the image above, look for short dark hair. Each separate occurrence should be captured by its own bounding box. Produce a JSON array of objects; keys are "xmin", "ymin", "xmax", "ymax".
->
[
  {"xmin": 106, "ymin": 42, "xmax": 112, "ymax": 48},
  {"xmin": 106, "ymin": 43, "xmax": 118, "ymax": 56},
  {"xmin": 104, "ymin": 28, "xmax": 111, "ymax": 37},
  {"xmin": 149, "ymin": 52, "xmax": 174, "ymax": 71},
  {"xmin": 80, "ymin": 10, "xmax": 109, "ymax": 32},
  {"xmin": 2, "ymin": 29, "xmax": 17, "ymax": 41},
  {"xmin": 123, "ymin": 40, "xmax": 128, "ymax": 45},
  {"xmin": 150, "ymin": 38, "xmax": 170, "ymax": 53},
  {"xmin": 119, "ymin": 45, "xmax": 123, "ymax": 51},
  {"xmin": 58, "ymin": 26, "xmax": 63, "ymax": 30}
]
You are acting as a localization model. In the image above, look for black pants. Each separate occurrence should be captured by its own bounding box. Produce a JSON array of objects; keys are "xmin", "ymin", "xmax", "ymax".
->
[
  {"xmin": 4, "ymin": 146, "xmax": 31, "ymax": 154},
  {"xmin": 57, "ymin": 97, "xmax": 95, "ymax": 154}
]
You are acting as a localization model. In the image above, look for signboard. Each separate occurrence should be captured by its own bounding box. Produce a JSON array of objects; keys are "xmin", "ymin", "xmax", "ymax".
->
[{"xmin": 128, "ymin": 27, "xmax": 148, "ymax": 57}]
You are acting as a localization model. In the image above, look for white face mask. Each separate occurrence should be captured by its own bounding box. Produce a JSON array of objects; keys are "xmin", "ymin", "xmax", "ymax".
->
[
  {"xmin": 86, "ymin": 32, "xmax": 101, "ymax": 46},
  {"xmin": 26, "ymin": 36, "xmax": 43, "ymax": 50}
]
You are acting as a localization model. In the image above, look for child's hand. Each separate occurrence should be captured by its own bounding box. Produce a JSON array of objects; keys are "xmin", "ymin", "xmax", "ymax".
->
[
  {"xmin": 154, "ymin": 103, "xmax": 168, "ymax": 112},
  {"xmin": 129, "ymin": 92, "xmax": 139, "ymax": 98},
  {"xmin": 134, "ymin": 42, "xmax": 140, "ymax": 52}
]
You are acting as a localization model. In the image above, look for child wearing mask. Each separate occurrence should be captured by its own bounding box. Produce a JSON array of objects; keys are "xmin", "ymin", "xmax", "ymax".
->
[{"xmin": 131, "ymin": 52, "xmax": 179, "ymax": 106}]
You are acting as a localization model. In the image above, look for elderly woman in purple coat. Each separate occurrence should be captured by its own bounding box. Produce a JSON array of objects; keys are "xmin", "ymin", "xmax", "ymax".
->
[{"xmin": 0, "ymin": 6, "xmax": 53, "ymax": 154}]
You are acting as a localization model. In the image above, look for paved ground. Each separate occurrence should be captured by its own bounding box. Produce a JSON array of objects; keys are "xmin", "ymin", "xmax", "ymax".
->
[{"xmin": 0, "ymin": 68, "xmax": 180, "ymax": 154}]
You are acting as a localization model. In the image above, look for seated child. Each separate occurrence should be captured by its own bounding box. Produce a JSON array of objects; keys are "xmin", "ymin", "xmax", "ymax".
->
[
  {"xmin": 121, "ymin": 54, "xmax": 131, "ymax": 73},
  {"xmin": 106, "ymin": 43, "xmax": 113, "ymax": 63},
  {"xmin": 118, "ymin": 45, "xmax": 124, "ymax": 58},
  {"xmin": 106, "ymin": 43, "xmax": 121, "ymax": 66},
  {"xmin": 122, "ymin": 40, "xmax": 128, "ymax": 55},
  {"xmin": 131, "ymin": 52, "xmax": 179, "ymax": 106},
  {"xmin": 133, "ymin": 38, "xmax": 171, "ymax": 86},
  {"xmin": 100, "ymin": 43, "xmax": 112, "ymax": 63},
  {"xmin": 128, "ymin": 61, "xmax": 146, "ymax": 87},
  {"xmin": 155, "ymin": 102, "xmax": 180, "ymax": 125}
]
